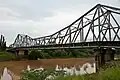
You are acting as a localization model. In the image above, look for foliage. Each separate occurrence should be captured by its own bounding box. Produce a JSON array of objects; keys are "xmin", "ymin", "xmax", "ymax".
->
[
  {"xmin": 65, "ymin": 49, "xmax": 90, "ymax": 58},
  {"xmin": 28, "ymin": 50, "xmax": 51, "ymax": 60},
  {"xmin": 55, "ymin": 75, "xmax": 90, "ymax": 80},
  {"xmin": 28, "ymin": 49, "xmax": 92, "ymax": 60},
  {"xmin": 21, "ymin": 61, "xmax": 120, "ymax": 80},
  {"xmin": 51, "ymin": 50, "xmax": 69, "ymax": 58},
  {"xmin": 21, "ymin": 69, "xmax": 65, "ymax": 80},
  {"xmin": 0, "ymin": 51, "xmax": 15, "ymax": 61}
]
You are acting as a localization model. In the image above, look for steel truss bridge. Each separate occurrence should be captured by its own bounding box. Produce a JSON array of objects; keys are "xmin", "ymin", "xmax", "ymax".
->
[{"xmin": 9, "ymin": 4, "xmax": 120, "ymax": 50}]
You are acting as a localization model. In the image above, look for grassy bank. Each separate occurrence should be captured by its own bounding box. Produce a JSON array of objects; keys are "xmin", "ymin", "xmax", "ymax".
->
[{"xmin": 0, "ymin": 51, "xmax": 15, "ymax": 61}]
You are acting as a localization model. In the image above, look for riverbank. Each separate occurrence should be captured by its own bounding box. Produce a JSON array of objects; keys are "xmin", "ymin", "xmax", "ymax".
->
[{"xmin": 0, "ymin": 58, "xmax": 94, "ymax": 76}]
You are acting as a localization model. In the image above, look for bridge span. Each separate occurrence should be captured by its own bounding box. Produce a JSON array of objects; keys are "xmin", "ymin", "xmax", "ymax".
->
[{"xmin": 9, "ymin": 4, "xmax": 120, "ymax": 49}]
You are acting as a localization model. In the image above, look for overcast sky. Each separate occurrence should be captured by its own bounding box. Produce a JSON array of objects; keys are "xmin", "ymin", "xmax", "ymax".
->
[{"xmin": 0, "ymin": 0, "xmax": 120, "ymax": 45}]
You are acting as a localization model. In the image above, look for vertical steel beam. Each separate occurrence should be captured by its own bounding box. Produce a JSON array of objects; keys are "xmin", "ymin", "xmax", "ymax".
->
[
  {"xmin": 80, "ymin": 18, "xmax": 84, "ymax": 42},
  {"xmin": 92, "ymin": 19, "xmax": 95, "ymax": 41},
  {"xmin": 58, "ymin": 31, "xmax": 61, "ymax": 44},
  {"xmin": 98, "ymin": 5, "xmax": 101, "ymax": 41},
  {"xmin": 43, "ymin": 37, "xmax": 45, "ymax": 45},
  {"xmin": 108, "ymin": 11, "xmax": 111, "ymax": 41},
  {"xmin": 69, "ymin": 27, "xmax": 72, "ymax": 43}
]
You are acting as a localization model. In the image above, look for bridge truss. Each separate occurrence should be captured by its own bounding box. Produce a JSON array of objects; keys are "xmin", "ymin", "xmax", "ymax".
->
[{"xmin": 9, "ymin": 4, "xmax": 120, "ymax": 49}]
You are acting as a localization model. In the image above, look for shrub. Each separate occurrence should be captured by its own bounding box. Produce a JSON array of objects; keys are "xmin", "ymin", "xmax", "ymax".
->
[
  {"xmin": 28, "ymin": 50, "xmax": 39, "ymax": 60},
  {"xmin": 65, "ymin": 49, "xmax": 90, "ymax": 58},
  {"xmin": 53, "ymin": 50, "xmax": 68, "ymax": 58},
  {"xmin": 28, "ymin": 50, "xmax": 51, "ymax": 60},
  {"xmin": 21, "ymin": 69, "xmax": 65, "ymax": 80}
]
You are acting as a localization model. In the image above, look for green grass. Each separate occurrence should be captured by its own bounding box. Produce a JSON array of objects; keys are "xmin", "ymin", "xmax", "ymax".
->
[
  {"xmin": 56, "ymin": 75, "xmax": 90, "ymax": 80},
  {"xmin": 98, "ymin": 67, "xmax": 120, "ymax": 80},
  {"xmin": 0, "ymin": 51, "xmax": 15, "ymax": 61}
]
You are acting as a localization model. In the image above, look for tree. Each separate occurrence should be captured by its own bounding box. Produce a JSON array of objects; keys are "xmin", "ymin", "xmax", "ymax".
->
[{"xmin": 0, "ymin": 35, "xmax": 6, "ymax": 51}]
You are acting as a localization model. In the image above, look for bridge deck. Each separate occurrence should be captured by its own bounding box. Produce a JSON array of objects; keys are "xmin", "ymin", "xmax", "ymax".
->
[{"xmin": 8, "ymin": 41, "xmax": 120, "ymax": 50}]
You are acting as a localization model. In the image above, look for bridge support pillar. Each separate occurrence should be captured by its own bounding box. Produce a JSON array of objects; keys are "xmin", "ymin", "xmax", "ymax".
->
[
  {"xmin": 16, "ymin": 50, "xmax": 28, "ymax": 56},
  {"xmin": 94, "ymin": 48, "xmax": 115, "ymax": 72}
]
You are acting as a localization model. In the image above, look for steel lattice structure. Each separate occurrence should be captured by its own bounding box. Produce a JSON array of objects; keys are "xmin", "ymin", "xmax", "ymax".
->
[{"xmin": 9, "ymin": 4, "xmax": 120, "ymax": 49}]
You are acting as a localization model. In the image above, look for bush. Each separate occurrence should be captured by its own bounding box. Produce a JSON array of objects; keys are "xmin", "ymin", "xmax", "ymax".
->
[
  {"xmin": 65, "ymin": 49, "xmax": 90, "ymax": 58},
  {"xmin": 21, "ymin": 69, "xmax": 65, "ymax": 80},
  {"xmin": 53, "ymin": 50, "xmax": 68, "ymax": 58},
  {"xmin": 28, "ymin": 50, "xmax": 51, "ymax": 60},
  {"xmin": 28, "ymin": 50, "xmax": 41, "ymax": 60}
]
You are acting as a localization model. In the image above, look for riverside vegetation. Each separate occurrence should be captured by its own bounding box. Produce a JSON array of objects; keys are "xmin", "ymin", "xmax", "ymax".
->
[
  {"xmin": 27, "ymin": 49, "xmax": 93, "ymax": 60},
  {"xmin": 20, "ymin": 61, "xmax": 120, "ymax": 80}
]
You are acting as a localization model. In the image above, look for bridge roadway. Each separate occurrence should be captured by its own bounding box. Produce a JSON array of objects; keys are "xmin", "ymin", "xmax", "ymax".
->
[{"xmin": 8, "ymin": 41, "xmax": 120, "ymax": 50}]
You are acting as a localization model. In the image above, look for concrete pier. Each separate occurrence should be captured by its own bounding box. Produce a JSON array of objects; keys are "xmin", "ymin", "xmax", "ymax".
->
[
  {"xmin": 94, "ymin": 48, "xmax": 115, "ymax": 72},
  {"xmin": 16, "ymin": 50, "xmax": 28, "ymax": 56}
]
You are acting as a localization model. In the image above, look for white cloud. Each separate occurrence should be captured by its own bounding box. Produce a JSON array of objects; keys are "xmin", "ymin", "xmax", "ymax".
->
[
  {"xmin": 0, "ymin": 6, "xmax": 84, "ymax": 46},
  {"xmin": 0, "ymin": 7, "xmax": 20, "ymax": 20}
]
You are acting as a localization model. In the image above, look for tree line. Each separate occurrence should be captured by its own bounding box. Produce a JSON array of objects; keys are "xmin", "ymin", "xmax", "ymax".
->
[{"xmin": 28, "ymin": 49, "xmax": 94, "ymax": 60}]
